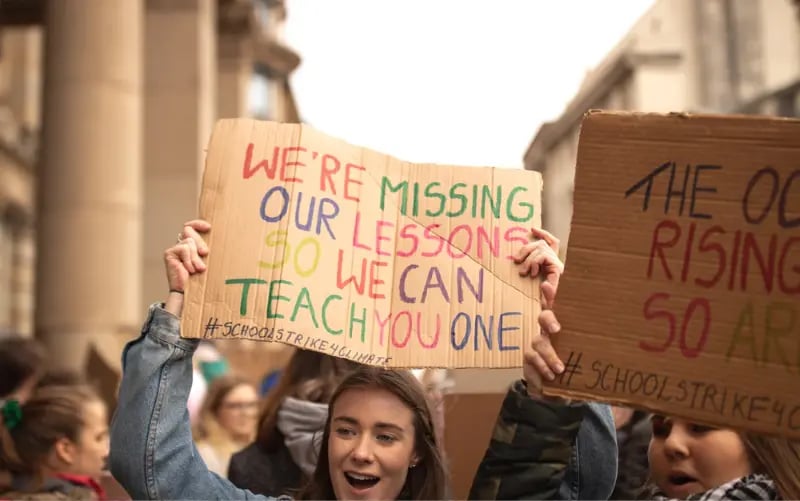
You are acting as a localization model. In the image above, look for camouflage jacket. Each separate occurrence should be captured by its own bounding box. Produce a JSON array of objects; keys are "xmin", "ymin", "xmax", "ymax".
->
[{"xmin": 469, "ymin": 381, "xmax": 617, "ymax": 500}]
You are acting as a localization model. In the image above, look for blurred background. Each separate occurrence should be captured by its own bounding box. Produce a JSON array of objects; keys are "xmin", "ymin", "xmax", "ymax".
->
[{"xmin": 0, "ymin": 1, "xmax": 799, "ymax": 497}]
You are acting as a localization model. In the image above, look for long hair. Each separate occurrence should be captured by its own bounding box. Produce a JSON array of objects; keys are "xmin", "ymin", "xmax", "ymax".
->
[
  {"xmin": 300, "ymin": 367, "xmax": 448, "ymax": 500},
  {"xmin": 256, "ymin": 349, "xmax": 357, "ymax": 452},
  {"xmin": 0, "ymin": 337, "xmax": 46, "ymax": 398},
  {"xmin": 0, "ymin": 384, "xmax": 101, "ymax": 478},
  {"xmin": 193, "ymin": 375, "xmax": 255, "ymax": 443},
  {"xmin": 743, "ymin": 432, "xmax": 800, "ymax": 500}
]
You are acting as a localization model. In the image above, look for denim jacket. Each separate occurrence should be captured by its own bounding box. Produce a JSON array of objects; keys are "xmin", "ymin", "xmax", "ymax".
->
[
  {"xmin": 109, "ymin": 304, "xmax": 616, "ymax": 500},
  {"xmin": 109, "ymin": 304, "xmax": 277, "ymax": 500}
]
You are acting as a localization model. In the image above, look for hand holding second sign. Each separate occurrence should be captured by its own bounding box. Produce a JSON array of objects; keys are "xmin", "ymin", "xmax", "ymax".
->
[
  {"xmin": 164, "ymin": 219, "xmax": 211, "ymax": 317},
  {"xmin": 514, "ymin": 228, "xmax": 566, "ymax": 399}
]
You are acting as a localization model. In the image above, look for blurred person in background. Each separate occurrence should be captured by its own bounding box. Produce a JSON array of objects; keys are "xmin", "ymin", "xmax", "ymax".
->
[
  {"xmin": 610, "ymin": 406, "xmax": 652, "ymax": 499},
  {"xmin": 228, "ymin": 349, "xmax": 358, "ymax": 497},
  {"xmin": 0, "ymin": 336, "xmax": 47, "ymax": 402},
  {"xmin": 0, "ymin": 385, "xmax": 110, "ymax": 500},
  {"xmin": 193, "ymin": 375, "xmax": 259, "ymax": 477}
]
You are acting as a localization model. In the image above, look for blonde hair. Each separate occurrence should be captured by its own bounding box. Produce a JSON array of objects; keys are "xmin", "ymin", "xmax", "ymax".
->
[{"xmin": 743, "ymin": 433, "xmax": 800, "ymax": 500}]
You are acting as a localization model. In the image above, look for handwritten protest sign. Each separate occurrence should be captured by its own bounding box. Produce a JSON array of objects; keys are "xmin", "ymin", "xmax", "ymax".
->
[
  {"xmin": 182, "ymin": 119, "xmax": 542, "ymax": 368},
  {"xmin": 546, "ymin": 111, "xmax": 800, "ymax": 438}
]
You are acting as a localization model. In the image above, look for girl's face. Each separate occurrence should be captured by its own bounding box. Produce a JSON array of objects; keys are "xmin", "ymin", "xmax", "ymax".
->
[
  {"xmin": 215, "ymin": 383, "xmax": 259, "ymax": 441},
  {"xmin": 56, "ymin": 399, "xmax": 109, "ymax": 479},
  {"xmin": 327, "ymin": 387, "xmax": 419, "ymax": 501},
  {"xmin": 648, "ymin": 416, "xmax": 752, "ymax": 498}
]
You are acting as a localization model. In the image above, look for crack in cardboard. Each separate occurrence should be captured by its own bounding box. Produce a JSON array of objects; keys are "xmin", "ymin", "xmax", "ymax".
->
[{"xmin": 358, "ymin": 161, "xmax": 538, "ymax": 302}]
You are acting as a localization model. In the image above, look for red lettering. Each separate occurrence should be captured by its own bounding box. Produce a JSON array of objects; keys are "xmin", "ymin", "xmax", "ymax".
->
[
  {"xmin": 368, "ymin": 261, "xmax": 388, "ymax": 299},
  {"xmin": 504, "ymin": 227, "xmax": 530, "ymax": 260},
  {"xmin": 640, "ymin": 292, "xmax": 676, "ymax": 353},
  {"xmin": 336, "ymin": 250, "xmax": 366, "ymax": 294},
  {"xmin": 396, "ymin": 224, "xmax": 419, "ymax": 258},
  {"xmin": 446, "ymin": 225, "xmax": 473, "ymax": 259},
  {"xmin": 320, "ymin": 154, "xmax": 341, "ymax": 194},
  {"xmin": 421, "ymin": 224, "xmax": 445, "ymax": 257},
  {"xmin": 281, "ymin": 146, "xmax": 306, "ymax": 183},
  {"xmin": 391, "ymin": 311, "xmax": 413, "ymax": 348},
  {"xmin": 779, "ymin": 236, "xmax": 800, "ymax": 294},
  {"xmin": 678, "ymin": 298, "xmax": 711, "ymax": 358},
  {"xmin": 476, "ymin": 226, "xmax": 500, "ymax": 259},
  {"xmin": 242, "ymin": 143, "xmax": 280, "ymax": 180},
  {"xmin": 648, "ymin": 220, "xmax": 681, "ymax": 279},
  {"xmin": 740, "ymin": 233, "xmax": 777, "ymax": 293},
  {"xmin": 680, "ymin": 222, "xmax": 696, "ymax": 282},
  {"xmin": 352, "ymin": 212, "xmax": 371, "ymax": 251},
  {"xmin": 641, "ymin": 293, "xmax": 712, "ymax": 359},
  {"xmin": 344, "ymin": 163, "xmax": 365, "ymax": 202},
  {"xmin": 695, "ymin": 226, "xmax": 726, "ymax": 288},
  {"xmin": 727, "ymin": 230, "xmax": 742, "ymax": 290},
  {"xmin": 375, "ymin": 221, "xmax": 393, "ymax": 257}
]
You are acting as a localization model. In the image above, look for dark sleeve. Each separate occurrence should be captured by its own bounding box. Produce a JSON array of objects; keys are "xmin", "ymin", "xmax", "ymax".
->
[{"xmin": 468, "ymin": 381, "xmax": 584, "ymax": 500}]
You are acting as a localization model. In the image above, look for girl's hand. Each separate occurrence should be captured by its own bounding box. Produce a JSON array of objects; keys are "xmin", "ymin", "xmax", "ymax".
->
[
  {"xmin": 516, "ymin": 228, "xmax": 566, "ymax": 398},
  {"xmin": 163, "ymin": 219, "xmax": 211, "ymax": 316}
]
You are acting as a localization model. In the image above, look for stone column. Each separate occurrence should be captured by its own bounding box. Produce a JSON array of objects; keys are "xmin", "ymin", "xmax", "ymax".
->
[
  {"xmin": 36, "ymin": 0, "xmax": 143, "ymax": 371},
  {"xmin": 142, "ymin": 0, "xmax": 216, "ymax": 307},
  {"xmin": 11, "ymin": 225, "xmax": 35, "ymax": 337},
  {"xmin": 217, "ymin": 31, "xmax": 252, "ymax": 119}
]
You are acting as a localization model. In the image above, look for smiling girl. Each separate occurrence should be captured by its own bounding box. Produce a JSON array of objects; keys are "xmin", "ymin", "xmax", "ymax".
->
[{"xmin": 108, "ymin": 220, "xmax": 447, "ymax": 500}]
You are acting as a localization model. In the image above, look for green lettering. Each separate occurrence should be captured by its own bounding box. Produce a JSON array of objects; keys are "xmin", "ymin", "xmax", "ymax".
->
[
  {"xmin": 481, "ymin": 185, "xmax": 501, "ymax": 218},
  {"xmin": 349, "ymin": 303, "xmax": 367, "ymax": 342},
  {"xmin": 291, "ymin": 287, "xmax": 319, "ymax": 328},
  {"xmin": 507, "ymin": 185, "xmax": 534, "ymax": 222},
  {"xmin": 225, "ymin": 278, "xmax": 267, "ymax": 315},
  {"xmin": 267, "ymin": 279, "xmax": 292, "ymax": 320},
  {"xmin": 764, "ymin": 302, "xmax": 795, "ymax": 372},
  {"xmin": 322, "ymin": 294, "xmax": 343, "ymax": 335},
  {"xmin": 726, "ymin": 302, "xmax": 757, "ymax": 364},
  {"xmin": 447, "ymin": 183, "xmax": 467, "ymax": 217},
  {"xmin": 424, "ymin": 182, "xmax": 446, "ymax": 217},
  {"xmin": 380, "ymin": 177, "xmax": 408, "ymax": 214}
]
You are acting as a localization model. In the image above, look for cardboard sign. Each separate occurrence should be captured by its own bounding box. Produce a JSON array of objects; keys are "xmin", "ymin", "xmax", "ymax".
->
[
  {"xmin": 546, "ymin": 111, "xmax": 800, "ymax": 438},
  {"xmin": 182, "ymin": 119, "xmax": 542, "ymax": 368}
]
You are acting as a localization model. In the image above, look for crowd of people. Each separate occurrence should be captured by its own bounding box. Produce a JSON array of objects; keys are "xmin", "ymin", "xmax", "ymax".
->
[{"xmin": 0, "ymin": 218, "xmax": 797, "ymax": 500}]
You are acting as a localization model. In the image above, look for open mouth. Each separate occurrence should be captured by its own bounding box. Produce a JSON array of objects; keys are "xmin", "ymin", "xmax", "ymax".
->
[
  {"xmin": 345, "ymin": 472, "xmax": 380, "ymax": 490},
  {"xmin": 668, "ymin": 474, "xmax": 697, "ymax": 486}
]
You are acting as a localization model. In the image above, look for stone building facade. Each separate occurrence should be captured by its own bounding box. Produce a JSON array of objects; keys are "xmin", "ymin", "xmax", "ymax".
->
[
  {"xmin": 524, "ymin": 0, "xmax": 800, "ymax": 258},
  {"xmin": 0, "ymin": 0, "xmax": 301, "ymax": 386}
]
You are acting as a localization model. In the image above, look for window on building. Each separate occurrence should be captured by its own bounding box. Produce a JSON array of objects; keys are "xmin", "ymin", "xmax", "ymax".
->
[{"xmin": 248, "ymin": 64, "xmax": 272, "ymax": 120}]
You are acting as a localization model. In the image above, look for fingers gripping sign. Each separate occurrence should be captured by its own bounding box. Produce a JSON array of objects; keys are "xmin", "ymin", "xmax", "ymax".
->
[
  {"xmin": 515, "ymin": 228, "xmax": 566, "ymax": 399},
  {"xmin": 164, "ymin": 219, "xmax": 212, "ymax": 317}
]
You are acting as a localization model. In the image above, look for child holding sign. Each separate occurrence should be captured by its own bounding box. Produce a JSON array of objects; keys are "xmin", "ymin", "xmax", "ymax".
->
[{"xmin": 471, "ymin": 236, "xmax": 800, "ymax": 500}]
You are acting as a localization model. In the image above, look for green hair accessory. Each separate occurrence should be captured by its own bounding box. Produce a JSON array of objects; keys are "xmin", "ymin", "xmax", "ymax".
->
[{"xmin": 1, "ymin": 399, "xmax": 22, "ymax": 431}]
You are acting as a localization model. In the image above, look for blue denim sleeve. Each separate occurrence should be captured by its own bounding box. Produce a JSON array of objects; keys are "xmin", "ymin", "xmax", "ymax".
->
[
  {"xmin": 109, "ymin": 304, "xmax": 277, "ymax": 501},
  {"xmin": 560, "ymin": 402, "xmax": 618, "ymax": 500}
]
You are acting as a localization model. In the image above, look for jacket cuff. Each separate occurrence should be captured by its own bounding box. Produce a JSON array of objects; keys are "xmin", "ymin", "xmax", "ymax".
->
[
  {"xmin": 505, "ymin": 380, "xmax": 585, "ymax": 431},
  {"xmin": 141, "ymin": 302, "xmax": 200, "ymax": 353}
]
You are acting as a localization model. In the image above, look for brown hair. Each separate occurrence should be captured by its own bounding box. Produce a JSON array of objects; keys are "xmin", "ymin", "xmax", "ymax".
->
[
  {"xmin": 192, "ymin": 375, "xmax": 256, "ymax": 442},
  {"xmin": 743, "ymin": 432, "xmax": 800, "ymax": 500},
  {"xmin": 300, "ymin": 367, "xmax": 448, "ymax": 500},
  {"xmin": 256, "ymin": 349, "xmax": 358, "ymax": 452},
  {"xmin": 0, "ymin": 384, "xmax": 101, "ymax": 476},
  {"xmin": 0, "ymin": 337, "xmax": 46, "ymax": 398}
]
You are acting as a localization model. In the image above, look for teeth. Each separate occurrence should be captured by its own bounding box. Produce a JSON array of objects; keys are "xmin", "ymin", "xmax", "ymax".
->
[{"xmin": 348, "ymin": 473, "xmax": 378, "ymax": 481}]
